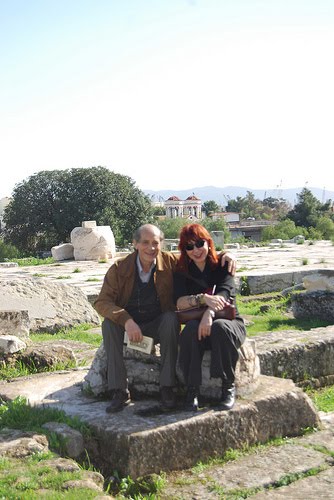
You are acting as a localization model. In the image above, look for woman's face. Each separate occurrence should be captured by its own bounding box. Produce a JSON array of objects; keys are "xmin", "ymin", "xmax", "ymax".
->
[{"xmin": 185, "ymin": 238, "xmax": 209, "ymax": 267}]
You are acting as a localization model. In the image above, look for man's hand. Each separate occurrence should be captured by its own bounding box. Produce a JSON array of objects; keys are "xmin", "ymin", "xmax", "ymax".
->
[
  {"xmin": 221, "ymin": 252, "xmax": 237, "ymax": 276},
  {"xmin": 125, "ymin": 319, "xmax": 143, "ymax": 343}
]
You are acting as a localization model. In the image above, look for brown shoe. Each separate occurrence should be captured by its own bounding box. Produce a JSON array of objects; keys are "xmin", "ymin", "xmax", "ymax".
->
[
  {"xmin": 160, "ymin": 386, "xmax": 176, "ymax": 410},
  {"xmin": 106, "ymin": 389, "xmax": 131, "ymax": 413}
]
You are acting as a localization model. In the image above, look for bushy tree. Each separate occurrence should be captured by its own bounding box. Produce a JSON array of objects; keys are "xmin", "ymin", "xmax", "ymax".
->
[
  {"xmin": 316, "ymin": 216, "xmax": 334, "ymax": 240},
  {"xmin": 0, "ymin": 239, "xmax": 21, "ymax": 261},
  {"xmin": 202, "ymin": 217, "xmax": 230, "ymax": 243},
  {"xmin": 286, "ymin": 188, "xmax": 324, "ymax": 228},
  {"xmin": 3, "ymin": 167, "xmax": 152, "ymax": 253},
  {"xmin": 261, "ymin": 219, "xmax": 307, "ymax": 241},
  {"xmin": 202, "ymin": 200, "xmax": 220, "ymax": 215},
  {"xmin": 227, "ymin": 191, "xmax": 290, "ymax": 220},
  {"xmin": 156, "ymin": 218, "xmax": 187, "ymax": 239}
]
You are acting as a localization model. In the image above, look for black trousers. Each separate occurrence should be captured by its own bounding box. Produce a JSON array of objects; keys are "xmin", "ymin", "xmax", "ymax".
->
[
  {"xmin": 102, "ymin": 311, "xmax": 180, "ymax": 390},
  {"xmin": 178, "ymin": 318, "xmax": 246, "ymax": 388}
]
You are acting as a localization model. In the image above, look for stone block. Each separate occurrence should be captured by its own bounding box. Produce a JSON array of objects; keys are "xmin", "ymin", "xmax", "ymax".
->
[
  {"xmin": 83, "ymin": 339, "xmax": 260, "ymax": 399},
  {"xmin": 42, "ymin": 422, "xmax": 84, "ymax": 459},
  {"xmin": 303, "ymin": 270, "xmax": 334, "ymax": 292},
  {"xmin": 0, "ymin": 335, "xmax": 27, "ymax": 353},
  {"xmin": 51, "ymin": 243, "xmax": 74, "ymax": 261},
  {"xmin": 82, "ymin": 221, "xmax": 97, "ymax": 229},
  {"xmin": 291, "ymin": 291, "xmax": 334, "ymax": 322},
  {"xmin": 0, "ymin": 310, "xmax": 30, "ymax": 337},
  {"xmin": 71, "ymin": 225, "xmax": 116, "ymax": 261},
  {"xmin": 255, "ymin": 325, "xmax": 334, "ymax": 385}
]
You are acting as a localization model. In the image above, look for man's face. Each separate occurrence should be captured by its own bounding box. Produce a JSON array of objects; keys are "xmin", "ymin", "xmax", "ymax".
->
[{"xmin": 134, "ymin": 227, "xmax": 161, "ymax": 269}]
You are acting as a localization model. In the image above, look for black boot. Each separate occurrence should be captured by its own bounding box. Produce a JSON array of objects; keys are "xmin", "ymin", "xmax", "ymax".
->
[
  {"xmin": 160, "ymin": 386, "xmax": 177, "ymax": 410},
  {"xmin": 184, "ymin": 386, "xmax": 199, "ymax": 411},
  {"xmin": 106, "ymin": 389, "xmax": 131, "ymax": 413},
  {"xmin": 218, "ymin": 385, "xmax": 235, "ymax": 411}
]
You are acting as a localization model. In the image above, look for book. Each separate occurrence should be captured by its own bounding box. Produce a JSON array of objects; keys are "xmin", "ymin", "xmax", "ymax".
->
[{"xmin": 124, "ymin": 332, "xmax": 154, "ymax": 354}]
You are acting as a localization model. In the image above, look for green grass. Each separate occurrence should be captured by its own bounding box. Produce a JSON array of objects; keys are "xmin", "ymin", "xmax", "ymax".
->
[
  {"xmin": 306, "ymin": 385, "xmax": 334, "ymax": 412},
  {"xmin": 30, "ymin": 324, "xmax": 102, "ymax": 348},
  {"xmin": 0, "ymin": 359, "xmax": 77, "ymax": 381},
  {"xmin": 0, "ymin": 395, "xmax": 165, "ymax": 498},
  {"xmin": 0, "ymin": 397, "xmax": 92, "ymax": 437},
  {"xmin": 237, "ymin": 294, "xmax": 332, "ymax": 335},
  {"xmin": 14, "ymin": 257, "xmax": 56, "ymax": 266}
]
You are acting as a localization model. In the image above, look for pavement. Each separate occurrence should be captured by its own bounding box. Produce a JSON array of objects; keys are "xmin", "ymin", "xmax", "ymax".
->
[{"xmin": 1, "ymin": 240, "xmax": 334, "ymax": 298}]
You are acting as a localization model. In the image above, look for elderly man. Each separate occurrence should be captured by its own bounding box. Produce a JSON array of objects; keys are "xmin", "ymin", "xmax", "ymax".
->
[{"xmin": 94, "ymin": 224, "xmax": 236, "ymax": 413}]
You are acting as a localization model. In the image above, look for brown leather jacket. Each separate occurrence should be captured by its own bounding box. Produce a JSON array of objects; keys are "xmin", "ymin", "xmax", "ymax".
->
[{"xmin": 94, "ymin": 251, "xmax": 179, "ymax": 326}]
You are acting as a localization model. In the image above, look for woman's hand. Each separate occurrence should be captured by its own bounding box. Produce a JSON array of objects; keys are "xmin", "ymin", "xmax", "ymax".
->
[
  {"xmin": 198, "ymin": 309, "xmax": 213, "ymax": 340},
  {"xmin": 203, "ymin": 293, "xmax": 229, "ymax": 311}
]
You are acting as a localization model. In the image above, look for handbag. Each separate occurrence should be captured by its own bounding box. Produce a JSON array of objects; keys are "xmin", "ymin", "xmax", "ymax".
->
[
  {"xmin": 175, "ymin": 271, "xmax": 236, "ymax": 324},
  {"xmin": 176, "ymin": 301, "xmax": 236, "ymax": 324}
]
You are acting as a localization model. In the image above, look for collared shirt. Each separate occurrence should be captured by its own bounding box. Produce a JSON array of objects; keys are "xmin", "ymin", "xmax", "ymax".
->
[{"xmin": 136, "ymin": 254, "xmax": 156, "ymax": 283}]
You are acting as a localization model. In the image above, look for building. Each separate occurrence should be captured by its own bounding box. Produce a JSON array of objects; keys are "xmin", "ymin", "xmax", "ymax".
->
[
  {"xmin": 164, "ymin": 195, "xmax": 202, "ymax": 219},
  {"xmin": 209, "ymin": 212, "xmax": 240, "ymax": 223}
]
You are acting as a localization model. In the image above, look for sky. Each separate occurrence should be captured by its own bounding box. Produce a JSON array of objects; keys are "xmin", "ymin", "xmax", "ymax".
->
[{"xmin": 1, "ymin": 0, "xmax": 334, "ymax": 200}]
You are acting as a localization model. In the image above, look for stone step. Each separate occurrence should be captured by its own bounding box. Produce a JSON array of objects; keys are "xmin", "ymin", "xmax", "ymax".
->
[
  {"xmin": 161, "ymin": 412, "xmax": 334, "ymax": 499},
  {"xmin": 0, "ymin": 370, "xmax": 320, "ymax": 478}
]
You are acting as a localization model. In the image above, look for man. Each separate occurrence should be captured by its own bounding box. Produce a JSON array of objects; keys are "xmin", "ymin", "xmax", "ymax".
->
[{"xmin": 94, "ymin": 224, "xmax": 236, "ymax": 413}]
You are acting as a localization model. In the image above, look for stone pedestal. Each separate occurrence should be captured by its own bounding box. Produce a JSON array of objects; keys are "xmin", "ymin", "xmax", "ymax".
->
[{"xmin": 83, "ymin": 339, "xmax": 260, "ymax": 399}]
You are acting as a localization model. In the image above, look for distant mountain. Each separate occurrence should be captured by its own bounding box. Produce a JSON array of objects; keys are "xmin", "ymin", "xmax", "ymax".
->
[{"xmin": 144, "ymin": 185, "xmax": 334, "ymax": 207}]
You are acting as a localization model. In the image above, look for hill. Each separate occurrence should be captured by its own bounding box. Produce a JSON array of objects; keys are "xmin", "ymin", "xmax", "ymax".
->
[{"xmin": 144, "ymin": 186, "xmax": 334, "ymax": 206}]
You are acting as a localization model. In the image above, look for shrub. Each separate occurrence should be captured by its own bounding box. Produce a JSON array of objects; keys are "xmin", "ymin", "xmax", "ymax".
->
[{"xmin": 0, "ymin": 239, "xmax": 21, "ymax": 261}]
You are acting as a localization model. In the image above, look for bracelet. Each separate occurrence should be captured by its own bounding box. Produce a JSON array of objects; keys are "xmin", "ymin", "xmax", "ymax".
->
[{"xmin": 199, "ymin": 294, "xmax": 206, "ymax": 307}]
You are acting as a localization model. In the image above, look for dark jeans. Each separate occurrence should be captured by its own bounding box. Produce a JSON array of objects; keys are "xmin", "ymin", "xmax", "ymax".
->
[
  {"xmin": 179, "ymin": 318, "xmax": 246, "ymax": 388},
  {"xmin": 102, "ymin": 311, "xmax": 180, "ymax": 390}
]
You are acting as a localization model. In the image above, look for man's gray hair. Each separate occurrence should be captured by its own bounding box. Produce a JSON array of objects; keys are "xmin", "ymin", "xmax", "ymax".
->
[{"xmin": 133, "ymin": 224, "xmax": 165, "ymax": 243}]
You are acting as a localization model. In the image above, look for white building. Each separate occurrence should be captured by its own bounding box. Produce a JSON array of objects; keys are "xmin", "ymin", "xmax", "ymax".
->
[{"xmin": 165, "ymin": 195, "xmax": 202, "ymax": 219}]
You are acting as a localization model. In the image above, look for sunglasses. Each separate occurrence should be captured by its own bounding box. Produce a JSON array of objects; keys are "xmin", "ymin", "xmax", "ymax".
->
[{"xmin": 185, "ymin": 239, "xmax": 206, "ymax": 251}]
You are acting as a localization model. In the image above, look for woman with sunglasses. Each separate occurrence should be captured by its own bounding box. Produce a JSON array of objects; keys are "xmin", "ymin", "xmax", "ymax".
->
[{"xmin": 173, "ymin": 223, "xmax": 246, "ymax": 411}]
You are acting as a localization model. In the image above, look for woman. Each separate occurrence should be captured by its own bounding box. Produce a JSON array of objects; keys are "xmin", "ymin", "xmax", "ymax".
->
[{"xmin": 173, "ymin": 224, "xmax": 246, "ymax": 411}]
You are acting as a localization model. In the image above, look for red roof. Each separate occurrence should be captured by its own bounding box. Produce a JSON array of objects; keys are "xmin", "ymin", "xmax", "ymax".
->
[
  {"xmin": 186, "ymin": 195, "xmax": 200, "ymax": 201},
  {"xmin": 166, "ymin": 195, "xmax": 181, "ymax": 201}
]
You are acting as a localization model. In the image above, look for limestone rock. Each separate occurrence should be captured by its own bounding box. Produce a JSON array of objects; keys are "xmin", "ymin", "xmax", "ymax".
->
[
  {"xmin": 0, "ymin": 334, "xmax": 26, "ymax": 354},
  {"xmin": 39, "ymin": 457, "xmax": 81, "ymax": 472},
  {"xmin": 291, "ymin": 290, "xmax": 334, "ymax": 322},
  {"xmin": 16, "ymin": 343, "xmax": 76, "ymax": 369},
  {"xmin": 303, "ymin": 270, "xmax": 334, "ymax": 292},
  {"xmin": 71, "ymin": 225, "xmax": 116, "ymax": 261},
  {"xmin": 0, "ymin": 429, "xmax": 49, "ymax": 458},
  {"xmin": 0, "ymin": 277, "xmax": 100, "ymax": 333},
  {"xmin": 0, "ymin": 309, "xmax": 30, "ymax": 337},
  {"xmin": 51, "ymin": 243, "xmax": 74, "ymax": 261},
  {"xmin": 42, "ymin": 422, "xmax": 84, "ymax": 458}
]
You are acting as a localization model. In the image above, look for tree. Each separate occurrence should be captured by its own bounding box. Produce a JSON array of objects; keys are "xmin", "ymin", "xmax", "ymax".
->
[
  {"xmin": 3, "ymin": 167, "xmax": 152, "ymax": 253},
  {"xmin": 202, "ymin": 218, "xmax": 230, "ymax": 244},
  {"xmin": 316, "ymin": 216, "xmax": 334, "ymax": 240},
  {"xmin": 202, "ymin": 200, "xmax": 220, "ymax": 215},
  {"xmin": 286, "ymin": 188, "xmax": 323, "ymax": 228},
  {"xmin": 156, "ymin": 218, "xmax": 187, "ymax": 239},
  {"xmin": 261, "ymin": 219, "xmax": 307, "ymax": 241}
]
